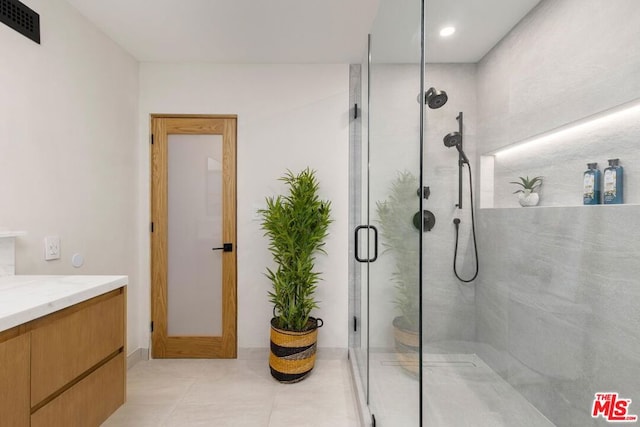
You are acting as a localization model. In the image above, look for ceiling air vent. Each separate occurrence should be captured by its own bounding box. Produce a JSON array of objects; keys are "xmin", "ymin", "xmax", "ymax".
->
[{"xmin": 0, "ymin": 0, "xmax": 40, "ymax": 44}]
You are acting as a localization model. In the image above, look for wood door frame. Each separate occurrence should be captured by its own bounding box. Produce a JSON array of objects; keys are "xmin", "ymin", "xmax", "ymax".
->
[{"xmin": 150, "ymin": 114, "xmax": 237, "ymax": 358}]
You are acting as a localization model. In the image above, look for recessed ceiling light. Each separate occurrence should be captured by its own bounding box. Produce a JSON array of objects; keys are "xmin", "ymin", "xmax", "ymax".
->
[{"xmin": 440, "ymin": 26, "xmax": 456, "ymax": 37}]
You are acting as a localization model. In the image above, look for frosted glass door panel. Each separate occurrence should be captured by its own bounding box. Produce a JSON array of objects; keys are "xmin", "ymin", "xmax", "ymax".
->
[{"xmin": 167, "ymin": 134, "xmax": 223, "ymax": 336}]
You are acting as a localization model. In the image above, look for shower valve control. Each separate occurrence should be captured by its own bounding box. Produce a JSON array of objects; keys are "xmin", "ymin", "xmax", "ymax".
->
[{"xmin": 417, "ymin": 186, "xmax": 431, "ymax": 199}]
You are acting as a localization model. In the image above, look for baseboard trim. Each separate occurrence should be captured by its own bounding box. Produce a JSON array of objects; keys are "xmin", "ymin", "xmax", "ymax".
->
[
  {"xmin": 126, "ymin": 346, "xmax": 344, "ymax": 364},
  {"xmin": 127, "ymin": 347, "xmax": 149, "ymax": 369}
]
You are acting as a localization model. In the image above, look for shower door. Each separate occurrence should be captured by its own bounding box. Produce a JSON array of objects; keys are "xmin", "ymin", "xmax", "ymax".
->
[{"xmin": 351, "ymin": 0, "xmax": 426, "ymax": 424}]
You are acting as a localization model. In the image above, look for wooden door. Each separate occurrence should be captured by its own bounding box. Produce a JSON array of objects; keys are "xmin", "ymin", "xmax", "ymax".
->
[{"xmin": 151, "ymin": 115, "xmax": 237, "ymax": 358}]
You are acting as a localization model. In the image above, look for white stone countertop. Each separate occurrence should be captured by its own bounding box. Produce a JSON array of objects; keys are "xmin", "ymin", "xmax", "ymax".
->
[
  {"xmin": 0, "ymin": 231, "xmax": 26, "ymax": 238},
  {"xmin": 0, "ymin": 275, "xmax": 127, "ymax": 333}
]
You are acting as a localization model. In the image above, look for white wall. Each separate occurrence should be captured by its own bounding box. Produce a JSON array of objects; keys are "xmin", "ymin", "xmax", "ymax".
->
[
  {"xmin": 0, "ymin": 0, "xmax": 140, "ymax": 349},
  {"xmin": 138, "ymin": 63, "xmax": 350, "ymax": 350}
]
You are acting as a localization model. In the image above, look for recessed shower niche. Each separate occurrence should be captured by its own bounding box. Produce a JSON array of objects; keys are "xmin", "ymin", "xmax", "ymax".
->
[{"xmin": 480, "ymin": 98, "xmax": 640, "ymax": 209}]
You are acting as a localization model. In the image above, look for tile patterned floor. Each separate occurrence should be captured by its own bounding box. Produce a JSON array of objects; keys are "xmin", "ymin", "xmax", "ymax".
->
[{"xmin": 102, "ymin": 358, "xmax": 360, "ymax": 427}]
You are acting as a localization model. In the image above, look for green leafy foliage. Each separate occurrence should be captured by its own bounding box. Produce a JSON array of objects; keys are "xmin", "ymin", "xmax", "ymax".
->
[
  {"xmin": 259, "ymin": 169, "xmax": 332, "ymax": 332},
  {"xmin": 510, "ymin": 176, "xmax": 542, "ymax": 194},
  {"xmin": 376, "ymin": 171, "xmax": 420, "ymax": 331}
]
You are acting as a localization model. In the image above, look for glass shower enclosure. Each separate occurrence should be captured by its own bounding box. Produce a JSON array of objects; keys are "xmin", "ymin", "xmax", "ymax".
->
[
  {"xmin": 349, "ymin": 0, "xmax": 640, "ymax": 426},
  {"xmin": 350, "ymin": 0, "xmax": 425, "ymax": 425}
]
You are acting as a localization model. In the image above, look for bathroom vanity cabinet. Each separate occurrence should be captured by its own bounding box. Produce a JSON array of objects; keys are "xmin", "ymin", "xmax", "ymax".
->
[
  {"xmin": 0, "ymin": 275, "xmax": 127, "ymax": 427},
  {"xmin": 0, "ymin": 332, "xmax": 30, "ymax": 425}
]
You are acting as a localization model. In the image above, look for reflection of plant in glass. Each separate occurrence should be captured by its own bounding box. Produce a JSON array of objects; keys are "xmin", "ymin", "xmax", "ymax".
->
[{"xmin": 376, "ymin": 171, "xmax": 420, "ymax": 331}]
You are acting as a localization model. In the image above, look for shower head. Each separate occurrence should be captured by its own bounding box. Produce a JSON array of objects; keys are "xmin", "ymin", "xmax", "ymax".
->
[
  {"xmin": 417, "ymin": 87, "xmax": 448, "ymax": 109},
  {"xmin": 426, "ymin": 87, "xmax": 448, "ymax": 109},
  {"xmin": 443, "ymin": 131, "xmax": 469, "ymax": 164},
  {"xmin": 443, "ymin": 131, "xmax": 462, "ymax": 147}
]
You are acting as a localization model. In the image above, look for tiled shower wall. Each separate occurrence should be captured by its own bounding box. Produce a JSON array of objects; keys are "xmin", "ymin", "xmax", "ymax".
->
[{"xmin": 475, "ymin": 0, "xmax": 640, "ymax": 426}]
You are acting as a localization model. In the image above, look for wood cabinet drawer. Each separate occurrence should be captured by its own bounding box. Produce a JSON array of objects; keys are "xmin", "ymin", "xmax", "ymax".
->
[
  {"xmin": 30, "ymin": 290, "xmax": 124, "ymax": 406},
  {"xmin": 0, "ymin": 332, "xmax": 30, "ymax": 427},
  {"xmin": 31, "ymin": 352, "xmax": 125, "ymax": 427}
]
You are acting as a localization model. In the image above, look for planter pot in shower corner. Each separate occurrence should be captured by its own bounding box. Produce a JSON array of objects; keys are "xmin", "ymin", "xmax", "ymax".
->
[
  {"xmin": 392, "ymin": 316, "xmax": 419, "ymax": 376},
  {"xmin": 518, "ymin": 190, "xmax": 540, "ymax": 207},
  {"xmin": 269, "ymin": 317, "xmax": 323, "ymax": 383}
]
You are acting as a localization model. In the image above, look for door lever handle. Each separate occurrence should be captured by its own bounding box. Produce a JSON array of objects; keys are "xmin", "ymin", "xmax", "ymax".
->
[{"xmin": 212, "ymin": 243, "xmax": 233, "ymax": 252}]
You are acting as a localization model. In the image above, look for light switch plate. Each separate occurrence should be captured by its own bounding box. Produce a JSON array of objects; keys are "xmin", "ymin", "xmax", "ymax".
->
[{"xmin": 44, "ymin": 236, "xmax": 61, "ymax": 261}]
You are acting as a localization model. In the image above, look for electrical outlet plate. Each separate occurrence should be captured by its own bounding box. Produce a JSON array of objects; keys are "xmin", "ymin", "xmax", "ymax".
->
[{"xmin": 44, "ymin": 236, "xmax": 60, "ymax": 261}]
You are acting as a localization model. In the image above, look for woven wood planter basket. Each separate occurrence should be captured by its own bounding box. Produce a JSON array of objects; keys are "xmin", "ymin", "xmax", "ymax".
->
[
  {"xmin": 269, "ymin": 317, "xmax": 323, "ymax": 383},
  {"xmin": 393, "ymin": 316, "xmax": 419, "ymax": 376}
]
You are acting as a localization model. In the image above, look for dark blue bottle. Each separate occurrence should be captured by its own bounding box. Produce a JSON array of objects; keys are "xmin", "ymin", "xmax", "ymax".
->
[
  {"xmin": 583, "ymin": 163, "xmax": 601, "ymax": 205},
  {"xmin": 603, "ymin": 158, "xmax": 623, "ymax": 204}
]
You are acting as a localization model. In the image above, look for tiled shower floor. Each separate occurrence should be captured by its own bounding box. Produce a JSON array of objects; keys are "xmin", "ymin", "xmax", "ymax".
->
[
  {"xmin": 363, "ymin": 352, "xmax": 556, "ymax": 426},
  {"xmin": 102, "ymin": 358, "xmax": 358, "ymax": 427}
]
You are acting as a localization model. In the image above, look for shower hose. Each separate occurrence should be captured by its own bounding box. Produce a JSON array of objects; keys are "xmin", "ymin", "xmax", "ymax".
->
[{"xmin": 453, "ymin": 162, "xmax": 479, "ymax": 282}]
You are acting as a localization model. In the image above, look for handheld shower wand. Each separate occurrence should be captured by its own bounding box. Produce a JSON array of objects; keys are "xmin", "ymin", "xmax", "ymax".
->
[
  {"xmin": 443, "ymin": 112, "xmax": 478, "ymax": 283},
  {"xmin": 443, "ymin": 131, "xmax": 469, "ymax": 165},
  {"xmin": 443, "ymin": 112, "xmax": 468, "ymax": 208}
]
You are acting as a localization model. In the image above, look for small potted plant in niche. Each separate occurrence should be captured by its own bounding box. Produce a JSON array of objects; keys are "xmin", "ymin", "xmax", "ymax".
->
[
  {"xmin": 511, "ymin": 176, "xmax": 543, "ymax": 207},
  {"xmin": 376, "ymin": 171, "xmax": 420, "ymax": 375},
  {"xmin": 259, "ymin": 168, "xmax": 332, "ymax": 383}
]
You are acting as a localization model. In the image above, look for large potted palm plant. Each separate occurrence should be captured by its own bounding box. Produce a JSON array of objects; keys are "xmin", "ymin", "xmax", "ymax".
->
[{"xmin": 259, "ymin": 168, "xmax": 332, "ymax": 383}]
